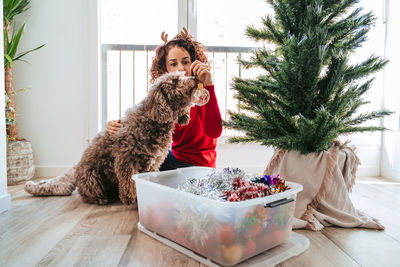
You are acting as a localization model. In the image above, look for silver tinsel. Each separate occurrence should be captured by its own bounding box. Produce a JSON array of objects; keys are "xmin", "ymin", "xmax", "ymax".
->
[
  {"xmin": 173, "ymin": 201, "xmax": 221, "ymax": 246},
  {"xmin": 177, "ymin": 167, "xmax": 250, "ymax": 201}
]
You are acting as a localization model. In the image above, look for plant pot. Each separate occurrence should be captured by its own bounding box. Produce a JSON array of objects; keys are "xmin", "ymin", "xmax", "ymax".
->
[{"xmin": 7, "ymin": 140, "xmax": 35, "ymax": 185}]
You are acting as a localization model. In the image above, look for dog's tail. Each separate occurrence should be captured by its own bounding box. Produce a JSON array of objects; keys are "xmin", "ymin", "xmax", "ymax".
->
[{"xmin": 24, "ymin": 167, "xmax": 77, "ymax": 196}]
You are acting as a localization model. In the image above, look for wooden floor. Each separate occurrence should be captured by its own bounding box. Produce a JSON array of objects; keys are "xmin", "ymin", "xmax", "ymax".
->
[{"xmin": 1, "ymin": 176, "xmax": 399, "ymax": 267}]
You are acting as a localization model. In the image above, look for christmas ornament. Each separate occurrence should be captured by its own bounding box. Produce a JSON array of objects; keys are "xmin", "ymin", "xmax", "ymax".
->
[
  {"xmin": 215, "ymin": 224, "xmax": 236, "ymax": 245},
  {"xmin": 222, "ymin": 244, "xmax": 243, "ymax": 265},
  {"xmin": 243, "ymin": 239, "xmax": 256, "ymax": 257},
  {"xmin": 192, "ymin": 83, "xmax": 210, "ymax": 106},
  {"xmin": 272, "ymin": 230, "xmax": 282, "ymax": 243}
]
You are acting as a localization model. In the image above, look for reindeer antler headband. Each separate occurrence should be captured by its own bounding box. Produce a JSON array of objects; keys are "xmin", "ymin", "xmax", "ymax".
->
[
  {"xmin": 180, "ymin": 27, "xmax": 189, "ymax": 38},
  {"xmin": 161, "ymin": 32, "xmax": 168, "ymax": 44},
  {"xmin": 160, "ymin": 27, "xmax": 190, "ymax": 44}
]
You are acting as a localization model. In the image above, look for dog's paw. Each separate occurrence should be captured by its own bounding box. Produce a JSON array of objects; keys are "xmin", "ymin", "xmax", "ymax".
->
[
  {"xmin": 93, "ymin": 198, "xmax": 109, "ymax": 205},
  {"xmin": 81, "ymin": 196, "xmax": 109, "ymax": 205},
  {"xmin": 120, "ymin": 195, "xmax": 136, "ymax": 205},
  {"xmin": 178, "ymin": 113, "xmax": 190, "ymax": 125},
  {"xmin": 119, "ymin": 189, "xmax": 137, "ymax": 206}
]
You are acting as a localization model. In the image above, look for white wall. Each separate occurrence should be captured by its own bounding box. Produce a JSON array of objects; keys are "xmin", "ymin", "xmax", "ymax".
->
[
  {"xmin": 13, "ymin": 0, "xmax": 99, "ymax": 177},
  {"xmin": 216, "ymin": 137, "xmax": 274, "ymax": 175},
  {"xmin": 0, "ymin": 0, "xmax": 11, "ymax": 213}
]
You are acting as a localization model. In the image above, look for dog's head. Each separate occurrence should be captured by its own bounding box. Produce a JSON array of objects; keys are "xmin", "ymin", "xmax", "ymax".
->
[{"xmin": 148, "ymin": 71, "xmax": 197, "ymax": 123}]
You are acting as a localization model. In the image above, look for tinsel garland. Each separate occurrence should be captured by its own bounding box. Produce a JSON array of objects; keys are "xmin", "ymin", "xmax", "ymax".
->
[
  {"xmin": 174, "ymin": 201, "xmax": 221, "ymax": 246},
  {"xmin": 177, "ymin": 168, "xmax": 290, "ymax": 202}
]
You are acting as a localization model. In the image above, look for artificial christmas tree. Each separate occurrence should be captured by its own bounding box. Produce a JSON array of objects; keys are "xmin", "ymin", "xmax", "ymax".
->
[{"xmin": 225, "ymin": 0, "xmax": 391, "ymax": 230}]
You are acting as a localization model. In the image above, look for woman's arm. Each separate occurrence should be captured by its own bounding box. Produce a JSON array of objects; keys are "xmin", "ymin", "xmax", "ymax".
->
[
  {"xmin": 203, "ymin": 85, "xmax": 223, "ymax": 138},
  {"xmin": 190, "ymin": 60, "xmax": 223, "ymax": 138}
]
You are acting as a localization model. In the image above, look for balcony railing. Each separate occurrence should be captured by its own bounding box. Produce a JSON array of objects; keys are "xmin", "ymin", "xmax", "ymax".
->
[{"xmin": 101, "ymin": 44, "xmax": 263, "ymax": 132}]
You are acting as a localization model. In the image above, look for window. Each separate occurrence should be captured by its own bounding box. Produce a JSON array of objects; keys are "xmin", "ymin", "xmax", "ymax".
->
[{"xmin": 101, "ymin": 0, "xmax": 387, "ymax": 140}]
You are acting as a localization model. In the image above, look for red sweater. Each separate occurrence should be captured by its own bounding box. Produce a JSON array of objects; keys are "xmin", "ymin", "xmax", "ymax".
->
[{"xmin": 171, "ymin": 85, "xmax": 223, "ymax": 167}]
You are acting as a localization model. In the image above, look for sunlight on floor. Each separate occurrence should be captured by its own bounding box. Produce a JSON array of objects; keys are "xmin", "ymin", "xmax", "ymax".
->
[{"xmin": 356, "ymin": 176, "xmax": 400, "ymax": 185}]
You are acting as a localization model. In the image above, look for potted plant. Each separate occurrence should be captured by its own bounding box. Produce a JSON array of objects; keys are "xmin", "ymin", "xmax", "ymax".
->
[
  {"xmin": 4, "ymin": 0, "xmax": 45, "ymax": 185},
  {"xmin": 225, "ymin": 0, "xmax": 391, "ymax": 230}
]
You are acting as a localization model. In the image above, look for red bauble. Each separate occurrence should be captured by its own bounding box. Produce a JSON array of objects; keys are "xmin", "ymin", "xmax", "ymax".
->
[
  {"xmin": 216, "ymin": 224, "xmax": 236, "ymax": 245},
  {"xmin": 243, "ymin": 239, "xmax": 257, "ymax": 257},
  {"xmin": 257, "ymin": 233, "xmax": 273, "ymax": 251},
  {"xmin": 272, "ymin": 230, "xmax": 282, "ymax": 243}
]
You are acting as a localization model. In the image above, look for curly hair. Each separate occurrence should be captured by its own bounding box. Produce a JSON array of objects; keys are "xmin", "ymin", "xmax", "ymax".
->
[{"xmin": 150, "ymin": 31, "xmax": 209, "ymax": 84}]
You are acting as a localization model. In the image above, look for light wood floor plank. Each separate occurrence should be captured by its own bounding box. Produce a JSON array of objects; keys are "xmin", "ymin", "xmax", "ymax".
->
[
  {"xmin": 350, "ymin": 184, "xmax": 400, "ymax": 242},
  {"xmin": 373, "ymin": 183, "xmax": 400, "ymax": 195},
  {"xmin": 0, "ymin": 194, "xmax": 93, "ymax": 267},
  {"xmin": 65, "ymin": 202, "xmax": 138, "ymax": 236},
  {"xmin": 38, "ymin": 235, "xmax": 131, "ymax": 267},
  {"xmin": 278, "ymin": 230, "xmax": 360, "ymax": 267},
  {"xmin": 36, "ymin": 202, "xmax": 137, "ymax": 266},
  {"xmin": 118, "ymin": 225, "xmax": 200, "ymax": 267},
  {"xmin": 322, "ymin": 227, "xmax": 400, "ymax": 267}
]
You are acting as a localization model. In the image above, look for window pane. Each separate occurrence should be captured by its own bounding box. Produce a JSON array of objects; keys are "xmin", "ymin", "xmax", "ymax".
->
[
  {"xmin": 101, "ymin": 0, "xmax": 178, "ymax": 44},
  {"xmin": 197, "ymin": 0, "xmax": 272, "ymax": 47}
]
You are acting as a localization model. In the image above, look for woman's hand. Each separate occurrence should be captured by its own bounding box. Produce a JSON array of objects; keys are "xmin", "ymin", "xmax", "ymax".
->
[
  {"xmin": 106, "ymin": 119, "xmax": 123, "ymax": 135},
  {"xmin": 190, "ymin": 60, "xmax": 213, "ymax": 86}
]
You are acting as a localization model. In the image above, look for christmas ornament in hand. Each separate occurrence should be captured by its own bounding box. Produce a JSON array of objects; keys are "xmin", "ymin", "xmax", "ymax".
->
[{"xmin": 192, "ymin": 83, "xmax": 210, "ymax": 106}]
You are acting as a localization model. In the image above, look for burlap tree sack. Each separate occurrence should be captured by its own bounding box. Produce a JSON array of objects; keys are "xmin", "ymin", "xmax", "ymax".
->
[{"xmin": 264, "ymin": 140, "xmax": 384, "ymax": 231}]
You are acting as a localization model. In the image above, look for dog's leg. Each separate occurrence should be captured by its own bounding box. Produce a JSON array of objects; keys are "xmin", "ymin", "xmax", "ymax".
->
[
  {"xmin": 114, "ymin": 156, "xmax": 138, "ymax": 205},
  {"xmin": 76, "ymin": 167, "xmax": 109, "ymax": 205},
  {"xmin": 24, "ymin": 167, "xmax": 76, "ymax": 196},
  {"xmin": 145, "ymin": 154, "xmax": 166, "ymax": 172}
]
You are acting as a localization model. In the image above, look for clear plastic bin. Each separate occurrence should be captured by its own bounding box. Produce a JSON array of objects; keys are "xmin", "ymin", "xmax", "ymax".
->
[{"xmin": 133, "ymin": 167, "xmax": 303, "ymax": 266}]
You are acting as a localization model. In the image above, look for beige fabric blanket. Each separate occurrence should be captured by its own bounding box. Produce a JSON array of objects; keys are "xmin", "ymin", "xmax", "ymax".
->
[{"xmin": 264, "ymin": 140, "xmax": 384, "ymax": 231}]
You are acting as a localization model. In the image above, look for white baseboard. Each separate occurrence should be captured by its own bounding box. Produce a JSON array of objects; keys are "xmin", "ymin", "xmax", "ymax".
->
[
  {"xmin": 34, "ymin": 166, "xmax": 73, "ymax": 178},
  {"xmin": 0, "ymin": 193, "xmax": 11, "ymax": 214},
  {"xmin": 356, "ymin": 165, "xmax": 380, "ymax": 177},
  {"xmin": 380, "ymin": 167, "xmax": 400, "ymax": 181}
]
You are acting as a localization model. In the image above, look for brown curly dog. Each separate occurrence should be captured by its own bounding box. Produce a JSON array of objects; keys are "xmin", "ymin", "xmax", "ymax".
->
[{"xmin": 74, "ymin": 71, "xmax": 196, "ymax": 205}]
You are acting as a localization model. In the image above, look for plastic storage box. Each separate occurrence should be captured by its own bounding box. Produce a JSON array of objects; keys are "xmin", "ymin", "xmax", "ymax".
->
[{"xmin": 133, "ymin": 167, "xmax": 303, "ymax": 266}]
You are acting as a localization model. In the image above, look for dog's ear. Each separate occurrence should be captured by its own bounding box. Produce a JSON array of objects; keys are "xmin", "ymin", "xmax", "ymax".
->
[{"xmin": 148, "ymin": 87, "xmax": 173, "ymax": 122}]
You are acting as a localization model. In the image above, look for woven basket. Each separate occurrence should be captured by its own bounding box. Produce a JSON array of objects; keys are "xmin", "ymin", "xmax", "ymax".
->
[{"xmin": 7, "ymin": 140, "xmax": 35, "ymax": 185}]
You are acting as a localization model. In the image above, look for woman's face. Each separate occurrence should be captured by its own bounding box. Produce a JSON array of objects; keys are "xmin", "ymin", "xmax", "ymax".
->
[{"xmin": 166, "ymin": 46, "xmax": 192, "ymax": 76}]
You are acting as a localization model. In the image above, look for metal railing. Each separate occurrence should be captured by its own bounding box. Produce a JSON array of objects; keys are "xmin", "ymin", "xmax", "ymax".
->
[{"xmin": 101, "ymin": 44, "xmax": 262, "ymax": 131}]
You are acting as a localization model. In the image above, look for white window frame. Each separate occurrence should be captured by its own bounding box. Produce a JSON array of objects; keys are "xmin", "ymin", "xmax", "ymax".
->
[{"xmin": 178, "ymin": 0, "xmax": 197, "ymax": 37}]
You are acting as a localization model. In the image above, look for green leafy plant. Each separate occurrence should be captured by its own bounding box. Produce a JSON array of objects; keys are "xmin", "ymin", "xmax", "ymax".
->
[
  {"xmin": 4, "ymin": 23, "xmax": 45, "ymax": 68},
  {"xmin": 224, "ymin": 0, "xmax": 392, "ymax": 154},
  {"xmin": 3, "ymin": 0, "xmax": 45, "ymax": 141},
  {"xmin": 3, "ymin": 0, "xmax": 30, "ymax": 25}
]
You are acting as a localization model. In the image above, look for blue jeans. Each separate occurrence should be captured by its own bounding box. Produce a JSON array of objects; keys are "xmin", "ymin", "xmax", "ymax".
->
[{"xmin": 159, "ymin": 150, "xmax": 194, "ymax": 171}]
